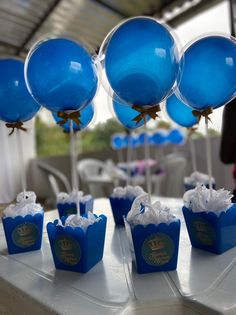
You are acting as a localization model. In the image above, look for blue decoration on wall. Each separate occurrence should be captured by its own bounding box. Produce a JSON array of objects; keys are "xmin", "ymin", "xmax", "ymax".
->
[
  {"xmin": 104, "ymin": 17, "xmax": 180, "ymax": 107},
  {"xmin": 166, "ymin": 93, "xmax": 198, "ymax": 128},
  {"xmin": 113, "ymin": 97, "xmax": 150, "ymax": 129},
  {"xmin": 0, "ymin": 59, "xmax": 40, "ymax": 123},
  {"xmin": 177, "ymin": 36, "xmax": 236, "ymax": 110},
  {"xmin": 52, "ymin": 103, "xmax": 94, "ymax": 132},
  {"xmin": 25, "ymin": 38, "xmax": 98, "ymax": 113}
]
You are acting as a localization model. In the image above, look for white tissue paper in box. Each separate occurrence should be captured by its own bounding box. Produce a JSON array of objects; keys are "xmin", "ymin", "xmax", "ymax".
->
[
  {"xmin": 183, "ymin": 184, "xmax": 232, "ymax": 214},
  {"xmin": 184, "ymin": 171, "xmax": 215, "ymax": 186},
  {"xmin": 4, "ymin": 191, "xmax": 43, "ymax": 218},
  {"xmin": 57, "ymin": 212, "xmax": 100, "ymax": 231},
  {"xmin": 57, "ymin": 190, "xmax": 92, "ymax": 204},
  {"xmin": 111, "ymin": 185, "xmax": 144, "ymax": 199},
  {"xmin": 126, "ymin": 193, "xmax": 177, "ymax": 227}
]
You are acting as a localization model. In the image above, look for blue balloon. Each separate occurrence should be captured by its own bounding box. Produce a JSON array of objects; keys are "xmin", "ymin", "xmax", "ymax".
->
[
  {"xmin": 177, "ymin": 36, "xmax": 236, "ymax": 110},
  {"xmin": 138, "ymin": 132, "xmax": 152, "ymax": 146},
  {"xmin": 151, "ymin": 130, "xmax": 168, "ymax": 145},
  {"xmin": 104, "ymin": 17, "xmax": 180, "ymax": 107},
  {"xmin": 166, "ymin": 93, "xmax": 198, "ymax": 128},
  {"xmin": 113, "ymin": 97, "xmax": 150, "ymax": 129},
  {"xmin": 168, "ymin": 129, "xmax": 185, "ymax": 145},
  {"xmin": 0, "ymin": 59, "xmax": 40, "ymax": 123},
  {"xmin": 111, "ymin": 133, "xmax": 126, "ymax": 150},
  {"xmin": 52, "ymin": 103, "xmax": 94, "ymax": 132},
  {"xmin": 25, "ymin": 38, "xmax": 98, "ymax": 112}
]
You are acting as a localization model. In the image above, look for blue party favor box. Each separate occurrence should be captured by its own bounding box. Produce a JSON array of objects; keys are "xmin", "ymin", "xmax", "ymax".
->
[
  {"xmin": 125, "ymin": 219, "xmax": 181, "ymax": 274},
  {"xmin": 2, "ymin": 212, "xmax": 44, "ymax": 254},
  {"xmin": 109, "ymin": 196, "xmax": 135, "ymax": 226},
  {"xmin": 47, "ymin": 214, "xmax": 107, "ymax": 273},
  {"xmin": 183, "ymin": 204, "xmax": 236, "ymax": 254},
  {"xmin": 57, "ymin": 196, "xmax": 94, "ymax": 219}
]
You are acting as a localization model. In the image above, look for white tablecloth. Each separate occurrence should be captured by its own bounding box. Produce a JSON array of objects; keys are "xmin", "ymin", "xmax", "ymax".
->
[{"xmin": 0, "ymin": 197, "xmax": 236, "ymax": 315}]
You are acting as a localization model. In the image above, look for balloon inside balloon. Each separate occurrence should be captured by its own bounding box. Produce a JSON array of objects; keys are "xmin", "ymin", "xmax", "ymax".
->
[
  {"xmin": 112, "ymin": 96, "xmax": 151, "ymax": 129},
  {"xmin": 111, "ymin": 133, "xmax": 127, "ymax": 150},
  {"xmin": 177, "ymin": 35, "xmax": 236, "ymax": 111},
  {"xmin": 25, "ymin": 38, "xmax": 98, "ymax": 113},
  {"xmin": 0, "ymin": 58, "xmax": 40, "ymax": 123},
  {"xmin": 168, "ymin": 129, "xmax": 185, "ymax": 145},
  {"xmin": 166, "ymin": 93, "xmax": 198, "ymax": 128},
  {"xmin": 103, "ymin": 17, "xmax": 180, "ymax": 107},
  {"xmin": 151, "ymin": 130, "xmax": 168, "ymax": 146},
  {"xmin": 52, "ymin": 103, "xmax": 94, "ymax": 132}
]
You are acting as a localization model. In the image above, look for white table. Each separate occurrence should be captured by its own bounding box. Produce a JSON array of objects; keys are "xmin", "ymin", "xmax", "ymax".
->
[{"xmin": 0, "ymin": 197, "xmax": 236, "ymax": 315}]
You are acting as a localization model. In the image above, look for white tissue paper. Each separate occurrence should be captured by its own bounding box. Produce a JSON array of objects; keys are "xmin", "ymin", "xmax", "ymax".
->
[
  {"xmin": 184, "ymin": 171, "xmax": 215, "ymax": 186},
  {"xmin": 111, "ymin": 185, "xmax": 144, "ymax": 199},
  {"xmin": 183, "ymin": 184, "xmax": 232, "ymax": 214},
  {"xmin": 126, "ymin": 193, "xmax": 177, "ymax": 227},
  {"xmin": 3, "ymin": 191, "xmax": 43, "ymax": 218},
  {"xmin": 57, "ymin": 190, "xmax": 92, "ymax": 204},
  {"xmin": 58, "ymin": 212, "xmax": 100, "ymax": 231}
]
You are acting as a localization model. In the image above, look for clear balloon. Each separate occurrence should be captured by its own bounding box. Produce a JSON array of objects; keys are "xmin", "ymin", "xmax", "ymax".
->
[
  {"xmin": 101, "ymin": 17, "xmax": 180, "ymax": 107},
  {"xmin": 0, "ymin": 58, "xmax": 40, "ymax": 123},
  {"xmin": 166, "ymin": 93, "xmax": 198, "ymax": 128},
  {"xmin": 177, "ymin": 35, "xmax": 236, "ymax": 110},
  {"xmin": 112, "ymin": 96, "xmax": 151, "ymax": 129},
  {"xmin": 52, "ymin": 103, "xmax": 94, "ymax": 132},
  {"xmin": 25, "ymin": 38, "xmax": 98, "ymax": 113},
  {"xmin": 168, "ymin": 129, "xmax": 185, "ymax": 145}
]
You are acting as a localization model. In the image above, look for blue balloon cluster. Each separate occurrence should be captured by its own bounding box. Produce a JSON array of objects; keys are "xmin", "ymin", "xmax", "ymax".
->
[
  {"xmin": 151, "ymin": 130, "xmax": 168, "ymax": 145},
  {"xmin": 111, "ymin": 133, "xmax": 127, "ymax": 150},
  {"xmin": 167, "ymin": 129, "xmax": 185, "ymax": 145},
  {"xmin": 112, "ymin": 97, "xmax": 150, "ymax": 129},
  {"xmin": 103, "ymin": 17, "xmax": 180, "ymax": 107},
  {"xmin": 177, "ymin": 36, "xmax": 236, "ymax": 110},
  {"xmin": 25, "ymin": 38, "xmax": 98, "ymax": 113},
  {"xmin": 52, "ymin": 103, "xmax": 94, "ymax": 132},
  {"xmin": 0, "ymin": 59, "xmax": 40, "ymax": 123},
  {"xmin": 166, "ymin": 93, "xmax": 198, "ymax": 128}
]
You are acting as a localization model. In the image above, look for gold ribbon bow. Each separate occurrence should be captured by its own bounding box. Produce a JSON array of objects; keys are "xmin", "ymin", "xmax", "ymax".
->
[
  {"xmin": 57, "ymin": 111, "xmax": 81, "ymax": 127},
  {"xmin": 192, "ymin": 107, "xmax": 213, "ymax": 123},
  {"xmin": 5, "ymin": 121, "xmax": 27, "ymax": 136},
  {"xmin": 132, "ymin": 104, "xmax": 161, "ymax": 124}
]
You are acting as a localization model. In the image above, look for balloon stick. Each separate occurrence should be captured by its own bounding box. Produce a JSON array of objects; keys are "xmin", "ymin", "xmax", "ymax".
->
[
  {"xmin": 144, "ymin": 118, "xmax": 151, "ymax": 201},
  {"xmin": 126, "ymin": 133, "xmax": 132, "ymax": 186},
  {"xmin": 189, "ymin": 136, "xmax": 197, "ymax": 172},
  {"xmin": 16, "ymin": 129, "xmax": 27, "ymax": 193},
  {"xmin": 70, "ymin": 120, "xmax": 80, "ymax": 213},
  {"xmin": 205, "ymin": 118, "xmax": 213, "ymax": 196}
]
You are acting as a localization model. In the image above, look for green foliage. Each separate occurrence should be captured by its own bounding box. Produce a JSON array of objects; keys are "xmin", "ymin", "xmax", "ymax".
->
[
  {"xmin": 35, "ymin": 117, "xmax": 69, "ymax": 156},
  {"xmin": 36, "ymin": 117, "xmax": 124, "ymax": 156}
]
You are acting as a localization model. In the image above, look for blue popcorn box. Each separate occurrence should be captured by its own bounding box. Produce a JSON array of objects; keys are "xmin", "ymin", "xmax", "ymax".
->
[
  {"xmin": 184, "ymin": 183, "xmax": 216, "ymax": 192},
  {"xmin": 109, "ymin": 196, "xmax": 135, "ymax": 226},
  {"xmin": 182, "ymin": 204, "xmax": 236, "ymax": 254},
  {"xmin": 124, "ymin": 219, "xmax": 181, "ymax": 274},
  {"xmin": 47, "ymin": 214, "xmax": 107, "ymax": 273},
  {"xmin": 57, "ymin": 196, "xmax": 94, "ymax": 219},
  {"xmin": 2, "ymin": 212, "xmax": 44, "ymax": 254}
]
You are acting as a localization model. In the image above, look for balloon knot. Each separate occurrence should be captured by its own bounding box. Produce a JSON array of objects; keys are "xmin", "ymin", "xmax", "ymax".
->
[
  {"xmin": 192, "ymin": 107, "xmax": 213, "ymax": 123},
  {"xmin": 5, "ymin": 121, "xmax": 27, "ymax": 136},
  {"xmin": 132, "ymin": 104, "xmax": 161, "ymax": 124},
  {"xmin": 57, "ymin": 111, "xmax": 81, "ymax": 127}
]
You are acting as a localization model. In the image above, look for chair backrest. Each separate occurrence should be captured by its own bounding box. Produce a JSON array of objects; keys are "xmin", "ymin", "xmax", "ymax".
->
[
  {"xmin": 77, "ymin": 158, "xmax": 107, "ymax": 180},
  {"xmin": 37, "ymin": 161, "xmax": 71, "ymax": 194}
]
